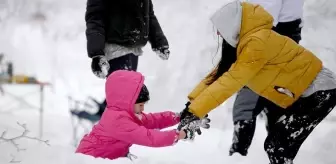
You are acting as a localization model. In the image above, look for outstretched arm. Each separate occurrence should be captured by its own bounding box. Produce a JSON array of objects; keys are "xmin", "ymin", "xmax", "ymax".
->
[
  {"xmin": 141, "ymin": 111, "xmax": 180, "ymax": 129},
  {"xmin": 188, "ymin": 69, "xmax": 217, "ymax": 101},
  {"xmin": 189, "ymin": 39, "xmax": 267, "ymax": 118},
  {"xmin": 109, "ymin": 117, "xmax": 179, "ymax": 147}
]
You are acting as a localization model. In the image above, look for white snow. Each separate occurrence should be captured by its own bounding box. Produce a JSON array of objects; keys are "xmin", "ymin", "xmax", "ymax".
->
[{"xmin": 1, "ymin": 0, "xmax": 336, "ymax": 163}]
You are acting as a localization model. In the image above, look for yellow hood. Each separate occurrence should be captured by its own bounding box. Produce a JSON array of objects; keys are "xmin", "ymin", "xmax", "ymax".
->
[{"xmin": 239, "ymin": 1, "xmax": 274, "ymax": 38}]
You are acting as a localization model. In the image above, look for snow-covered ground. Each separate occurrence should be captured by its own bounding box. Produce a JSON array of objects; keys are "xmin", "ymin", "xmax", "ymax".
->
[{"xmin": 1, "ymin": 0, "xmax": 336, "ymax": 163}]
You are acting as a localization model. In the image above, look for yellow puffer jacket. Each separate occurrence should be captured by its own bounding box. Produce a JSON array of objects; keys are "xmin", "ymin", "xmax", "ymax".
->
[{"xmin": 188, "ymin": 2, "xmax": 322, "ymax": 118}]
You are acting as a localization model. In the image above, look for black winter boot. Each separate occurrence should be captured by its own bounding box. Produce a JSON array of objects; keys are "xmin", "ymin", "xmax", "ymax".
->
[{"xmin": 229, "ymin": 119, "xmax": 256, "ymax": 156}]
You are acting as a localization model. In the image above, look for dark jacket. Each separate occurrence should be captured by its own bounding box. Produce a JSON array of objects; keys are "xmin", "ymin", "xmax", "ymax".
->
[
  {"xmin": 273, "ymin": 19, "xmax": 302, "ymax": 43},
  {"xmin": 85, "ymin": 0, "xmax": 169, "ymax": 58}
]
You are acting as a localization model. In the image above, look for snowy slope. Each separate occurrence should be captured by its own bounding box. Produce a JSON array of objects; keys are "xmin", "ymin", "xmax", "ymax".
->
[
  {"xmin": 1, "ymin": 0, "xmax": 336, "ymax": 163},
  {"xmin": 1, "ymin": 113, "xmax": 335, "ymax": 164}
]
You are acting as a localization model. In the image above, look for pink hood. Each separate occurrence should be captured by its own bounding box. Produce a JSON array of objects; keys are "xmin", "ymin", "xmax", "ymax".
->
[
  {"xmin": 76, "ymin": 70, "xmax": 179, "ymax": 160},
  {"xmin": 105, "ymin": 70, "xmax": 144, "ymax": 120}
]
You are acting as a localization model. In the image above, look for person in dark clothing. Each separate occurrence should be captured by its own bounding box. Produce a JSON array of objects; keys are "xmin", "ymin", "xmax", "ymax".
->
[
  {"xmin": 86, "ymin": 0, "xmax": 170, "ymax": 78},
  {"xmin": 229, "ymin": 0, "xmax": 304, "ymax": 157},
  {"xmin": 272, "ymin": 19, "xmax": 302, "ymax": 43}
]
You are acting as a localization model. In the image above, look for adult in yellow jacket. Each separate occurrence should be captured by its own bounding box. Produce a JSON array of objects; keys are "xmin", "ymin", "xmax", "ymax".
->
[
  {"xmin": 178, "ymin": 1, "xmax": 336, "ymax": 163},
  {"xmin": 229, "ymin": 0, "xmax": 305, "ymax": 157}
]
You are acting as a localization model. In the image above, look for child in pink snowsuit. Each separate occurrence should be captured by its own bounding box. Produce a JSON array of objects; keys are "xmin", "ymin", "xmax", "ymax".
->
[{"xmin": 76, "ymin": 70, "xmax": 196, "ymax": 160}]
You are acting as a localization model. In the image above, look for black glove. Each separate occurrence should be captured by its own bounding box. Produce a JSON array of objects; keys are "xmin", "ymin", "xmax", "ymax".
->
[
  {"xmin": 178, "ymin": 102, "xmax": 211, "ymax": 135},
  {"xmin": 179, "ymin": 102, "xmax": 191, "ymax": 119},
  {"xmin": 91, "ymin": 55, "xmax": 110, "ymax": 79},
  {"xmin": 153, "ymin": 45, "xmax": 170, "ymax": 60}
]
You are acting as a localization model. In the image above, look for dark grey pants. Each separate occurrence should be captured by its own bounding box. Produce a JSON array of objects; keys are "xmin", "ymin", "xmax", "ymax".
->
[
  {"xmin": 230, "ymin": 86, "xmax": 264, "ymax": 156},
  {"xmin": 107, "ymin": 53, "xmax": 139, "ymax": 76}
]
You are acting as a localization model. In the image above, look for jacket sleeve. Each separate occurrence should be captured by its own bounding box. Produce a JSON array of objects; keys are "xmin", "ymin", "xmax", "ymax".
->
[
  {"xmin": 188, "ymin": 39, "xmax": 267, "ymax": 118},
  {"xmin": 110, "ymin": 116, "xmax": 178, "ymax": 147},
  {"xmin": 148, "ymin": 0, "xmax": 169, "ymax": 49},
  {"xmin": 141, "ymin": 111, "xmax": 180, "ymax": 130},
  {"xmin": 85, "ymin": 0, "xmax": 106, "ymax": 58},
  {"xmin": 188, "ymin": 69, "xmax": 217, "ymax": 101}
]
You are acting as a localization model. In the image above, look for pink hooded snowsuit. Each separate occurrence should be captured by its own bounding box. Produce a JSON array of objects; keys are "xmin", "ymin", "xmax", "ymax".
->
[{"xmin": 76, "ymin": 70, "xmax": 180, "ymax": 160}]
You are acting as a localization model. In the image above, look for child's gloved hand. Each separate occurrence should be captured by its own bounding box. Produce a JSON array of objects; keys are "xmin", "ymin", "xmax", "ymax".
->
[
  {"xmin": 91, "ymin": 55, "xmax": 110, "ymax": 79},
  {"xmin": 178, "ymin": 127, "xmax": 196, "ymax": 141},
  {"xmin": 153, "ymin": 45, "xmax": 170, "ymax": 60}
]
